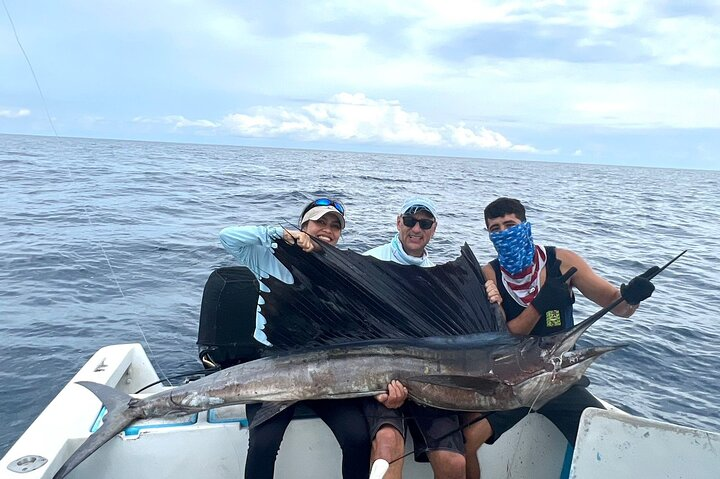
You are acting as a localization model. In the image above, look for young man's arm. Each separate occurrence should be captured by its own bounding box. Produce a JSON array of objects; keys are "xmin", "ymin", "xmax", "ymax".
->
[
  {"xmin": 483, "ymin": 249, "xmax": 639, "ymax": 335},
  {"xmin": 482, "ymin": 264, "xmax": 543, "ymax": 335},
  {"xmin": 556, "ymin": 248, "xmax": 638, "ymax": 318},
  {"xmin": 505, "ymin": 306, "xmax": 544, "ymax": 335}
]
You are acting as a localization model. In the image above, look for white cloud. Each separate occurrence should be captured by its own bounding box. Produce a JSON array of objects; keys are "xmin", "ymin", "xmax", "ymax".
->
[
  {"xmin": 220, "ymin": 93, "xmax": 539, "ymax": 152},
  {"xmin": 382, "ymin": 1, "xmax": 719, "ymax": 69},
  {"xmin": 574, "ymin": 101, "xmax": 631, "ymax": 116},
  {"xmin": 187, "ymin": 4, "xmax": 717, "ymax": 131},
  {"xmin": 441, "ymin": 57, "xmax": 720, "ymax": 129},
  {"xmin": 0, "ymin": 108, "xmax": 31, "ymax": 118},
  {"xmin": 445, "ymin": 123, "xmax": 535, "ymax": 152},
  {"xmin": 406, "ymin": 1, "xmax": 652, "ymax": 32},
  {"xmin": 562, "ymin": 80, "xmax": 720, "ymax": 128},
  {"xmin": 643, "ymin": 16, "xmax": 720, "ymax": 68},
  {"xmin": 133, "ymin": 115, "xmax": 219, "ymax": 129},
  {"xmin": 4, "ymin": 1, "xmax": 718, "ymax": 167}
]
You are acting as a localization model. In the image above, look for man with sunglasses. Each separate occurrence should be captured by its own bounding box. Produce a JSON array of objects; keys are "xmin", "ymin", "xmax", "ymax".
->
[
  {"xmin": 462, "ymin": 196, "xmax": 657, "ymax": 479},
  {"xmin": 364, "ymin": 197, "xmax": 437, "ymax": 265},
  {"xmin": 363, "ymin": 197, "xmax": 466, "ymax": 479},
  {"xmin": 219, "ymin": 197, "xmax": 370, "ymax": 479}
]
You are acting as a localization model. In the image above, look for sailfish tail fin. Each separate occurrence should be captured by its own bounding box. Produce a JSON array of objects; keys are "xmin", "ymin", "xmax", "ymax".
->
[{"xmin": 53, "ymin": 382, "xmax": 141, "ymax": 479}]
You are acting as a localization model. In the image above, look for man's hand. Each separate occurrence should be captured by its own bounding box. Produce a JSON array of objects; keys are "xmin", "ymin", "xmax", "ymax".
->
[
  {"xmin": 531, "ymin": 261, "xmax": 577, "ymax": 315},
  {"xmin": 282, "ymin": 230, "xmax": 319, "ymax": 253},
  {"xmin": 485, "ymin": 280, "xmax": 502, "ymax": 304},
  {"xmin": 375, "ymin": 380, "xmax": 408, "ymax": 409},
  {"xmin": 621, "ymin": 266, "xmax": 659, "ymax": 305}
]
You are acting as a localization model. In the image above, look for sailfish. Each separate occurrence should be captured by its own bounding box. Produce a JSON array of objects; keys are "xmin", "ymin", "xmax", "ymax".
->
[{"xmin": 52, "ymin": 239, "xmax": 633, "ymax": 479}]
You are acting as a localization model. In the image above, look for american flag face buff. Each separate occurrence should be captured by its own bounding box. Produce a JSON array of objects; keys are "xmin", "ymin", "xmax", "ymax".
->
[
  {"xmin": 489, "ymin": 221, "xmax": 536, "ymax": 274},
  {"xmin": 490, "ymin": 221, "xmax": 547, "ymax": 306}
]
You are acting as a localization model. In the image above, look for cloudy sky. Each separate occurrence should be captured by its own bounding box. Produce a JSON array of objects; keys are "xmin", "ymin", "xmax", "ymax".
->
[{"xmin": 2, "ymin": 1, "xmax": 719, "ymax": 170}]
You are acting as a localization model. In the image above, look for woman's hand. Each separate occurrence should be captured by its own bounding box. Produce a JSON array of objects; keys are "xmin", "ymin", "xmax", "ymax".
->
[{"xmin": 282, "ymin": 230, "xmax": 319, "ymax": 253}]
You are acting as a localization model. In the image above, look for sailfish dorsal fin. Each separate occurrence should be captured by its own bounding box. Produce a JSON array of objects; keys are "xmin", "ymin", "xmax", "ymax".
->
[{"xmin": 259, "ymin": 240, "xmax": 506, "ymax": 350}]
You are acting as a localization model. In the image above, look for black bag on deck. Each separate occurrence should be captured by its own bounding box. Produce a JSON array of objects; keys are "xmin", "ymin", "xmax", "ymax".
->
[{"xmin": 196, "ymin": 267, "xmax": 262, "ymax": 368}]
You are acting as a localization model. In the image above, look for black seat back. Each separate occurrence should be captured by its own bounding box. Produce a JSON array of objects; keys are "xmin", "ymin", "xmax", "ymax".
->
[{"xmin": 196, "ymin": 267, "xmax": 262, "ymax": 368}]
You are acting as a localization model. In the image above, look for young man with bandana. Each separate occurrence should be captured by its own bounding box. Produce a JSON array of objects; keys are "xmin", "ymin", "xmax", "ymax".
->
[
  {"xmin": 462, "ymin": 197, "xmax": 657, "ymax": 479},
  {"xmin": 363, "ymin": 197, "xmax": 467, "ymax": 479},
  {"xmin": 219, "ymin": 198, "xmax": 371, "ymax": 479}
]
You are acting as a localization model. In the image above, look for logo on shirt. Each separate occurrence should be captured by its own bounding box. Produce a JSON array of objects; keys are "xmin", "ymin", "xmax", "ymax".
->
[{"xmin": 545, "ymin": 310, "xmax": 562, "ymax": 328}]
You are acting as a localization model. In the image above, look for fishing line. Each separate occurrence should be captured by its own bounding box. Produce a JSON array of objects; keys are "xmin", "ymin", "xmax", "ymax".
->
[
  {"xmin": 134, "ymin": 366, "xmax": 219, "ymax": 394},
  {"xmin": 500, "ymin": 375, "xmax": 556, "ymax": 476},
  {"xmin": 3, "ymin": 1, "xmax": 171, "ymax": 385},
  {"xmin": 382, "ymin": 411, "xmax": 490, "ymax": 465},
  {"xmin": 2, "ymin": 0, "xmax": 56, "ymax": 137}
]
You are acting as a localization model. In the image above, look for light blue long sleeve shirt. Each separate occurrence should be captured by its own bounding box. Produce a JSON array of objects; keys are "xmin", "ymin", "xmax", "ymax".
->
[
  {"xmin": 219, "ymin": 225, "xmax": 294, "ymax": 346},
  {"xmin": 220, "ymin": 228, "xmax": 433, "ymax": 345},
  {"xmin": 363, "ymin": 233, "xmax": 434, "ymax": 267}
]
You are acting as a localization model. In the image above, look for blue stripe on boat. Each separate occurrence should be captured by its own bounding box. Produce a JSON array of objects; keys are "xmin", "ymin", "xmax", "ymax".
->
[{"xmin": 90, "ymin": 407, "xmax": 198, "ymax": 436}]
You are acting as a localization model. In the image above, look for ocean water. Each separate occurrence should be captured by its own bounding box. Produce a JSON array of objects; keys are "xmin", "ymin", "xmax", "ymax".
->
[{"xmin": 1, "ymin": 133, "xmax": 719, "ymax": 456}]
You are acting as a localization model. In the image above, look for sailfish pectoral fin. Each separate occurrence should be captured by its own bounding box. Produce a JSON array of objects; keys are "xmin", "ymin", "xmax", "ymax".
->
[
  {"xmin": 248, "ymin": 401, "xmax": 298, "ymax": 429},
  {"xmin": 405, "ymin": 375, "xmax": 513, "ymax": 412},
  {"xmin": 405, "ymin": 375, "xmax": 505, "ymax": 392}
]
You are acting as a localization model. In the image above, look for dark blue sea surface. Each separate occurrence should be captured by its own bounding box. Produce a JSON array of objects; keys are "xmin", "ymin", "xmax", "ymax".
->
[{"xmin": 1, "ymin": 133, "xmax": 719, "ymax": 456}]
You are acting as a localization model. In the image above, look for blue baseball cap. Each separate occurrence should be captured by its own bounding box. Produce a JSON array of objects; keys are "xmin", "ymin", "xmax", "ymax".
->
[{"xmin": 400, "ymin": 197, "xmax": 438, "ymax": 219}]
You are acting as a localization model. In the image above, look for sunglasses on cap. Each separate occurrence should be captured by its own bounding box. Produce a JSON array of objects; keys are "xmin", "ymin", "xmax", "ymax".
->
[
  {"xmin": 401, "ymin": 215, "xmax": 435, "ymax": 230},
  {"xmin": 301, "ymin": 198, "xmax": 345, "ymax": 216}
]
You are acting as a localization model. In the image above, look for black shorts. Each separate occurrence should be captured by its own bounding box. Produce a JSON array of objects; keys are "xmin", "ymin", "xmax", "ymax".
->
[
  {"xmin": 363, "ymin": 399, "xmax": 464, "ymax": 462},
  {"xmin": 363, "ymin": 397, "xmax": 407, "ymax": 440},
  {"xmin": 486, "ymin": 384, "xmax": 605, "ymax": 446}
]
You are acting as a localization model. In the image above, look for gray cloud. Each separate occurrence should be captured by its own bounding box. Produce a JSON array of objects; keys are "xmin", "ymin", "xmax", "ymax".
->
[{"xmin": 430, "ymin": 23, "xmax": 652, "ymax": 64}]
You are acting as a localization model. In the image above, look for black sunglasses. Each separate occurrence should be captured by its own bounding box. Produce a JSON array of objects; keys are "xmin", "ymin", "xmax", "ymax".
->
[{"xmin": 402, "ymin": 215, "xmax": 435, "ymax": 230}]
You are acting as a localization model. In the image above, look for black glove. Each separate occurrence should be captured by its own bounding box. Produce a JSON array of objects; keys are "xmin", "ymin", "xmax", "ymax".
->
[
  {"xmin": 620, "ymin": 265, "xmax": 659, "ymax": 305},
  {"xmin": 531, "ymin": 262, "xmax": 577, "ymax": 315}
]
